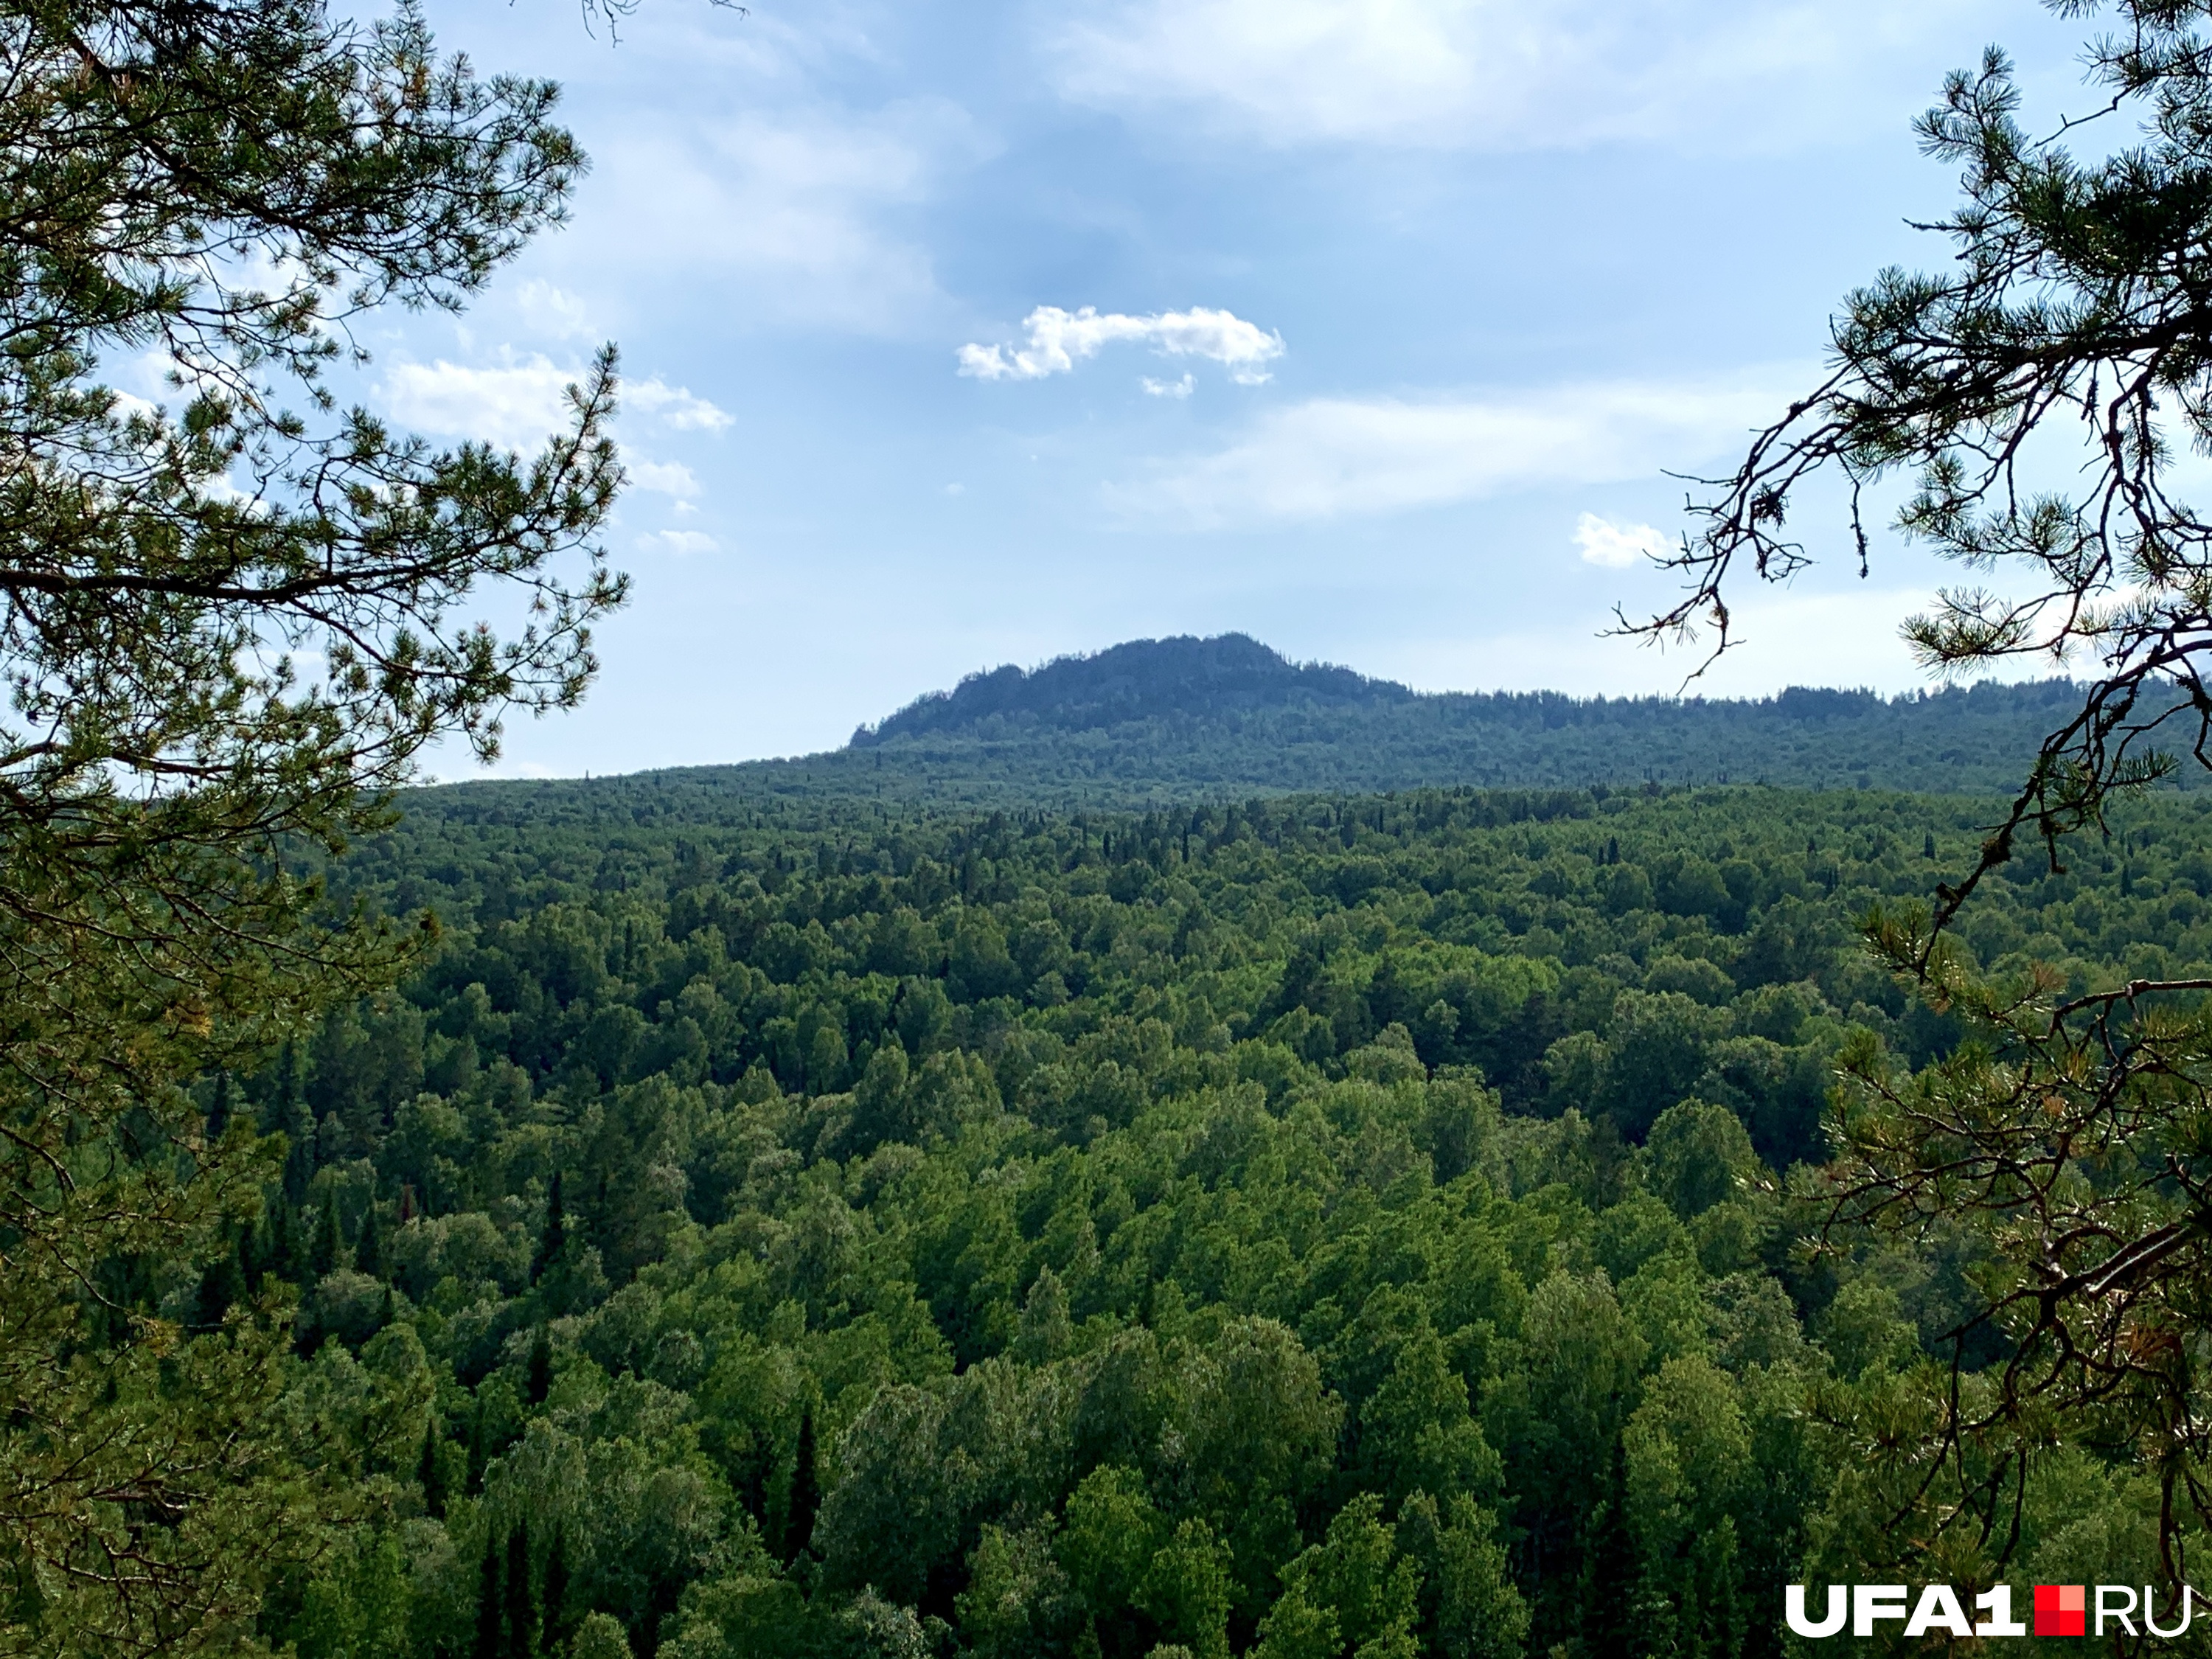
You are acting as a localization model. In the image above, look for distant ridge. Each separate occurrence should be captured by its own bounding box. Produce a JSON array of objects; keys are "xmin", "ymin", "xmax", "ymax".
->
[
  {"xmin": 414, "ymin": 634, "xmax": 2163, "ymax": 813},
  {"xmin": 852, "ymin": 633, "xmax": 1411, "ymax": 745},
  {"xmin": 846, "ymin": 633, "xmax": 2031, "ymax": 753}
]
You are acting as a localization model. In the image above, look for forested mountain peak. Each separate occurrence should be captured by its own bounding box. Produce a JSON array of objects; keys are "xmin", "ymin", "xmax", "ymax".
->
[
  {"xmin": 793, "ymin": 632, "xmax": 2115, "ymax": 802},
  {"xmin": 850, "ymin": 632, "xmax": 1413, "ymax": 745}
]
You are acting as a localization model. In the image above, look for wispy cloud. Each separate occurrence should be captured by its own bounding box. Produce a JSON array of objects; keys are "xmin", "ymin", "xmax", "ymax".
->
[
  {"xmin": 627, "ymin": 379, "xmax": 733, "ymax": 431},
  {"xmin": 629, "ymin": 459, "xmax": 701, "ymax": 498},
  {"xmin": 1142, "ymin": 373, "xmax": 1197, "ymax": 399},
  {"xmin": 379, "ymin": 358, "xmax": 731, "ymax": 450},
  {"xmin": 1575, "ymin": 512, "xmax": 1671, "ymax": 568},
  {"xmin": 515, "ymin": 280, "xmax": 593, "ymax": 342},
  {"xmin": 592, "ymin": 99, "xmax": 986, "ymax": 335},
  {"xmin": 380, "ymin": 358, "xmax": 576, "ymax": 452},
  {"xmin": 1048, "ymin": 0, "xmax": 1992, "ymax": 152},
  {"xmin": 638, "ymin": 529, "xmax": 720, "ymax": 556},
  {"xmin": 959, "ymin": 305, "xmax": 1284, "ymax": 384},
  {"xmin": 1117, "ymin": 372, "xmax": 1797, "ymax": 525}
]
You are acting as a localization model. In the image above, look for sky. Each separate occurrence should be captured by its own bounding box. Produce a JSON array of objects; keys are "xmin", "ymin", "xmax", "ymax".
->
[{"xmin": 368, "ymin": 0, "xmax": 2100, "ymax": 778}]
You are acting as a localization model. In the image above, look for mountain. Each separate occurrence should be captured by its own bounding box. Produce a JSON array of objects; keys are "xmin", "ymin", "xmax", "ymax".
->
[
  {"xmin": 852, "ymin": 633, "xmax": 1413, "ymax": 744},
  {"xmin": 821, "ymin": 633, "xmax": 2119, "ymax": 802},
  {"xmin": 410, "ymin": 634, "xmax": 2173, "ymax": 818}
]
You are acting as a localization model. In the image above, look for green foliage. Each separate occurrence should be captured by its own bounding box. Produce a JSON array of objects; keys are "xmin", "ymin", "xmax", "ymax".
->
[
  {"xmin": 428, "ymin": 668, "xmax": 2141, "ymax": 811},
  {"xmin": 1654, "ymin": 0, "xmax": 2212, "ymax": 954},
  {"xmin": 115, "ymin": 777, "xmax": 2212, "ymax": 1657},
  {"xmin": 0, "ymin": 0, "xmax": 630, "ymax": 1643}
]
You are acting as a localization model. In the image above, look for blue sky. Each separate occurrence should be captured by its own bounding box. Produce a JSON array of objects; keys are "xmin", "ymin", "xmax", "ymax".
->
[{"xmin": 378, "ymin": 0, "xmax": 2094, "ymax": 777}]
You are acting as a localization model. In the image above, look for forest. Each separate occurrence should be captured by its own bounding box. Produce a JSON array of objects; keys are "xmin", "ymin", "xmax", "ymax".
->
[
  {"xmin": 600, "ymin": 635, "xmax": 2125, "ymax": 807},
  {"xmin": 22, "ymin": 0, "xmax": 2212, "ymax": 1654},
  {"xmin": 178, "ymin": 780, "xmax": 2212, "ymax": 1657}
]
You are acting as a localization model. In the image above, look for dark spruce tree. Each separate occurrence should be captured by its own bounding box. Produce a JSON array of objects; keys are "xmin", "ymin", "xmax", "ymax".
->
[
  {"xmin": 468, "ymin": 1400, "xmax": 490, "ymax": 1497},
  {"xmin": 262, "ymin": 1200, "xmax": 302, "ymax": 1287},
  {"xmin": 473, "ymin": 1535, "xmax": 503, "ymax": 1659},
  {"xmin": 526, "ymin": 1326, "xmax": 553, "ymax": 1406},
  {"xmin": 502, "ymin": 1524, "xmax": 533, "ymax": 1659},
  {"xmin": 308, "ymin": 1202, "xmax": 344, "ymax": 1281},
  {"xmin": 204, "ymin": 1072, "xmax": 234, "ymax": 1143},
  {"xmin": 418, "ymin": 1420, "xmax": 448, "ymax": 1522},
  {"xmin": 280, "ymin": 1095, "xmax": 319, "ymax": 1208},
  {"xmin": 540, "ymin": 1526, "xmax": 571, "ymax": 1655},
  {"xmin": 1580, "ymin": 1437, "xmax": 1637, "ymax": 1659},
  {"xmin": 785, "ymin": 1408, "xmax": 821, "ymax": 1565},
  {"xmin": 531, "ymin": 1172, "xmax": 565, "ymax": 1285},
  {"xmin": 189, "ymin": 1237, "xmax": 246, "ymax": 1335},
  {"xmin": 355, "ymin": 1203, "xmax": 387, "ymax": 1281}
]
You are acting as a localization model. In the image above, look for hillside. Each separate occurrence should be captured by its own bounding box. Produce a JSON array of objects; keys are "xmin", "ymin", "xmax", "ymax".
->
[
  {"xmin": 852, "ymin": 633, "xmax": 1414, "ymax": 743},
  {"xmin": 423, "ymin": 635, "xmax": 2154, "ymax": 818}
]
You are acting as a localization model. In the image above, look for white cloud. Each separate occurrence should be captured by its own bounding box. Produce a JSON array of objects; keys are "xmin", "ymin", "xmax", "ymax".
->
[
  {"xmin": 380, "ymin": 358, "xmax": 731, "ymax": 451},
  {"xmin": 591, "ymin": 100, "xmax": 984, "ymax": 335},
  {"xmin": 108, "ymin": 362, "xmax": 165, "ymax": 420},
  {"xmin": 1574, "ymin": 512, "xmax": 1670, "ymax": 568},
  {"xmin": 639, "ymin": 529, "xmax": 720, "ymax": 556},
  {"xmin": 515, "ymin": 280, "xmax": 592, "ymax": 341},
  {"xmin": 1048, "ymin": 0, "xmax": 1994, "ymax": 152},
  {"xmin": 199, "ymin": 472, "xmax": 268, "ymax": 512},
  {"xmin": 380, "ymin": 357, "xmax": 575, "ymax": 451},
  {"xmin": 1121, "ymin": 371, "xmax": 1795, "ymax": 526},
  {"xmin": 960, "ymin": 306, "xmax": 1283, "ymax": 384},
  {"xmin": 629, "ymin": 458, "xmax": 701, "ymax": 497},
  {"xmin": 1142, "ymin": 373, "xmax": 1197, "ymax": 399},
  {"xmin": 627, "ymin": 379, "xmax": 733, "ymax": 431}
]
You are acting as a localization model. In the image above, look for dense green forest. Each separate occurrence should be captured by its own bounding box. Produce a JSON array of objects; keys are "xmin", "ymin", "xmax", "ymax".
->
[
  {"xmin": 29, "ymin": 0, "xmax": 2212, "ymax": 1652},
  {"xmin": 187, "ymin": 781, "xmax": 2212, "ymax": 1657},
  {"xmin": 553, "ymin": 635, "xmax": 2138, "ymax": 807}
]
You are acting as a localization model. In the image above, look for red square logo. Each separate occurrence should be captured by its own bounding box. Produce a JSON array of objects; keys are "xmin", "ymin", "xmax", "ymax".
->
[{"xmin": 2036, "ymin": 1585, "xmax": 2087, "ymax": 1636}]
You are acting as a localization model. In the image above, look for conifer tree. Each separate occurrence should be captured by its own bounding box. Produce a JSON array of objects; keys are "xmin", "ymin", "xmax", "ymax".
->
[
  {"xmin": 1579, "ymin": 1437, "xmax": 1635, "ymax": 1659},
  {"xmin": 469, "ymin": 1400, "xmax": 489, "ymax": 1496},
  {"xmin": 526, "ymin": 1326, "xmax": 553, "ymax": 1405},
  {"xmin": 541, "ymin": 1525, "xmax": 571, "ymax": 1655},
  {"xmin": 0, "ymin": 0, "xmax": 625, "ymax": 1644},
  {"xmin": 419, "ymin": 1419, "xmax": 448, "ymax": 1520},
  {"xmin": 237, "ymin": 1215, "xmax": 266, "ymax": 1293},
  {"xmin": 309, "ymin": 1201, "xmax": 345, "ymax": 1281},
  {"xmin": 785, "ymin": 1409, "xmax": 821, "ymax": 1565},
  {"xmin": 281, "ymin": 1096, "xmax": 319, "ymax": 1208},
  {"xmin": 532, "ymin": 1172, "xmax": 565, "ymax": 1285},
  {"xmin": 355, "ymin": 1203, "xmax": 386, "ymax": 1281},
  {"xmin": 204, "ymin": 1072, "xmax": 234, "ymax": 1143},
  {"xmin": 1649, "ymin": 0, "xmax": 2212, "ymax": 1574},
  {"xmin": 503, "ymin": 1523, "xmax": 533, "ymax": 1659},
  {"xmin": 191, "ymin": 1236, "xmax": 246, "ymax": 1335},
  {"xmin": 264, "ymin": 1199, "xmax": 302, "ymax": 1286},
  {"xmin": 474, "ymin": 1535, "xmax": 504, "ymax": 1659}
]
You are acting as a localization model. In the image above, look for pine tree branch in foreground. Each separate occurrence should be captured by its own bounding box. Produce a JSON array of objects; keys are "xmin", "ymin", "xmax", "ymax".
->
[{"xmin": 0, "ymin": 0, "xmax": 627, "ymax": 1648}]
